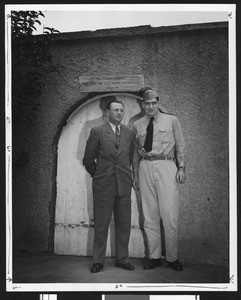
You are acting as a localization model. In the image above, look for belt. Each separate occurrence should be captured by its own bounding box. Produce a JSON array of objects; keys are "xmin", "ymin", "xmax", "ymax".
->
[{"xmin": 142, "ymin": 156, "xmax": 173, "ymax": 161}]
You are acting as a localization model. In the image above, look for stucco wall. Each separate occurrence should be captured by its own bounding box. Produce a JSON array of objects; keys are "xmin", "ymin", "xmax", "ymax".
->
[{"xmin": 13, "ymin": 23, "xmax": 229, "ymax": 265}]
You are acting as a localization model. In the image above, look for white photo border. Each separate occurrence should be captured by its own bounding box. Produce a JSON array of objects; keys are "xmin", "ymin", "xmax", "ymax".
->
[{"xmin": 5, "ymin": 3, "xmax": 237, "ymax": 292}]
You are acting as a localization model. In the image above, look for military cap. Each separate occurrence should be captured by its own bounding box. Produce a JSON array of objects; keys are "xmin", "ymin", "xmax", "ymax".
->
[{"xmin": 142, "ymin": 89, "xmax": 159, "ymax": 101}]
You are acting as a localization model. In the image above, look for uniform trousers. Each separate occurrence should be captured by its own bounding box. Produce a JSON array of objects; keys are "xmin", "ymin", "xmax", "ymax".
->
[
  {"xmin": 92, "ymin": 193, "xmax": 131, "ymax": 265},
  {"xmin": 138, "ymin": 159, "xmax": 179, "ymax": 262}
]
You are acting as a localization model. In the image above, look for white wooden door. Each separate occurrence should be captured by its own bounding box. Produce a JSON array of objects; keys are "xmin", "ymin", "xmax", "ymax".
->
[{"xmin": 54, "ymin": 93, "xmax": 145, "ymax": 257}]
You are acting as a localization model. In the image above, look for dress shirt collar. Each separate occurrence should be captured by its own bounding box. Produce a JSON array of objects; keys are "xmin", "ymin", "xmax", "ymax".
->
[
  {"xmin": 109, "ymin": 121, "xmax": 121, "ymax": 133},
  {"xmin": 145, "ymin": 111, "xmax": 161, "ymax": 122}
]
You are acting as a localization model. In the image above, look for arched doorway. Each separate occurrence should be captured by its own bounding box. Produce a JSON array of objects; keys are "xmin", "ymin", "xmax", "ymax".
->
[{"xmin": 54, "ymin": 93, "xmax": 145, "ymax": 258}]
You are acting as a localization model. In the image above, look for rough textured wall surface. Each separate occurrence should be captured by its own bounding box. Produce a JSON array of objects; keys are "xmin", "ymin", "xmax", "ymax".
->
[{"xmin": 13, "ymin": 23, "xmax": 229, "ymax": 265}]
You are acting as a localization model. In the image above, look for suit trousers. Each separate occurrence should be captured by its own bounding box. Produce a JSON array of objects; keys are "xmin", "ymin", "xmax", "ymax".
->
[
  {"xmin": 92, "ymin": 192, "xmax": 131, "ymax": 265},
  {"xmin": 138, "ymin": 159, "xmax": 179, "ymax": 262}
]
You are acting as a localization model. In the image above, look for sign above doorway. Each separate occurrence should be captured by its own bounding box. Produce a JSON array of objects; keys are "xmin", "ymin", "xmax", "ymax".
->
[{"xmin": 79, "ymin": 75, "xmax": 144, "ymax": 92}]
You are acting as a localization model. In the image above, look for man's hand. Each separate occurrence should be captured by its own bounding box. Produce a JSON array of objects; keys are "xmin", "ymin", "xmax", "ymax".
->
[
  {"xmin": 138, "ymin": 147, "xmax": 151, "ymax": 157},
  {"xmin": 133, "ymin": 172, "xmax": 139, "ymax": 190},
  {"xmin": 176, "ymin": 168, "xmax": 186, "ymax": 183}
]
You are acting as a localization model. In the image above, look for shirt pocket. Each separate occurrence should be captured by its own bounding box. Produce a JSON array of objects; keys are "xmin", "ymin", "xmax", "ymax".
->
[{"xmin": 158, "ymin": 126, "xmax": 173, "ymax": 144}]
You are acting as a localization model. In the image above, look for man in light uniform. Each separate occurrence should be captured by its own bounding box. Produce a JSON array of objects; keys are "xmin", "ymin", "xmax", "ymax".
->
[{"xmin": 133, "ymin": 87, "xmax": 186, "ymax": 271}]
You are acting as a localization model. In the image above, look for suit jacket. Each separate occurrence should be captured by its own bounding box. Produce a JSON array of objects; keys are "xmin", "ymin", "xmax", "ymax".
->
[{"xmin": 83, "ymin": 122, "xmax": 134, "ymax": 196}]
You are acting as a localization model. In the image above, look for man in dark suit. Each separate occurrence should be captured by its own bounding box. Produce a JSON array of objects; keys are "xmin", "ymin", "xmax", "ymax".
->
[{"xmin": 83, "ymin": 99, "xmax": 135, "ymax": 273}]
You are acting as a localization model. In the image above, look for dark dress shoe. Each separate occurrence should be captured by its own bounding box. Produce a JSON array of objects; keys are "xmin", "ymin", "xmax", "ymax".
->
[
  {"xmin": 90, "ymin": 263, "xmax": 103, "ymax": 273},
  {"xmin": 167, "ymin": 259, "xmax": 183, "ymax": 271},
  {"xmin": 115, "ymin": 262, "xmax": 135, "ymax": 270},
  {"xmin": 143, "ymin": 258, "xmax": 162, "ymax": 270}
]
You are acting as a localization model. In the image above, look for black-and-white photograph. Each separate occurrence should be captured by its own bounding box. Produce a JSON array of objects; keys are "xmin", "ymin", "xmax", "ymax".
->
[{"xmin": 5, "ymin": 3, "xmax": 237, "ymax": 293}]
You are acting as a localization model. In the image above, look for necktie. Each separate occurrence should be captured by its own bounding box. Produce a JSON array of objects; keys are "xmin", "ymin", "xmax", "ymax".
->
[
  {"xmin": 144, "ymin": 117, "xmax": 154, "ymax": 152},
  {"xmin": 115, "ymin": 125, "xmax": 121, "ymax": 145}
]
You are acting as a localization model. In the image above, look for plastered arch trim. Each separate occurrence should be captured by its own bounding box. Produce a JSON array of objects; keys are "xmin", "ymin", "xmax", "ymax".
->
[{"xmin": 66, "ymin": 92, "xmax": 143, "ymax": 123}]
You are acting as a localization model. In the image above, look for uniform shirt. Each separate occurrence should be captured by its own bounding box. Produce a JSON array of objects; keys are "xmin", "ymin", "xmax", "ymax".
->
[{"xmin": 133, "ymin": 111, "xmax": 186, "ymax": 168}]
